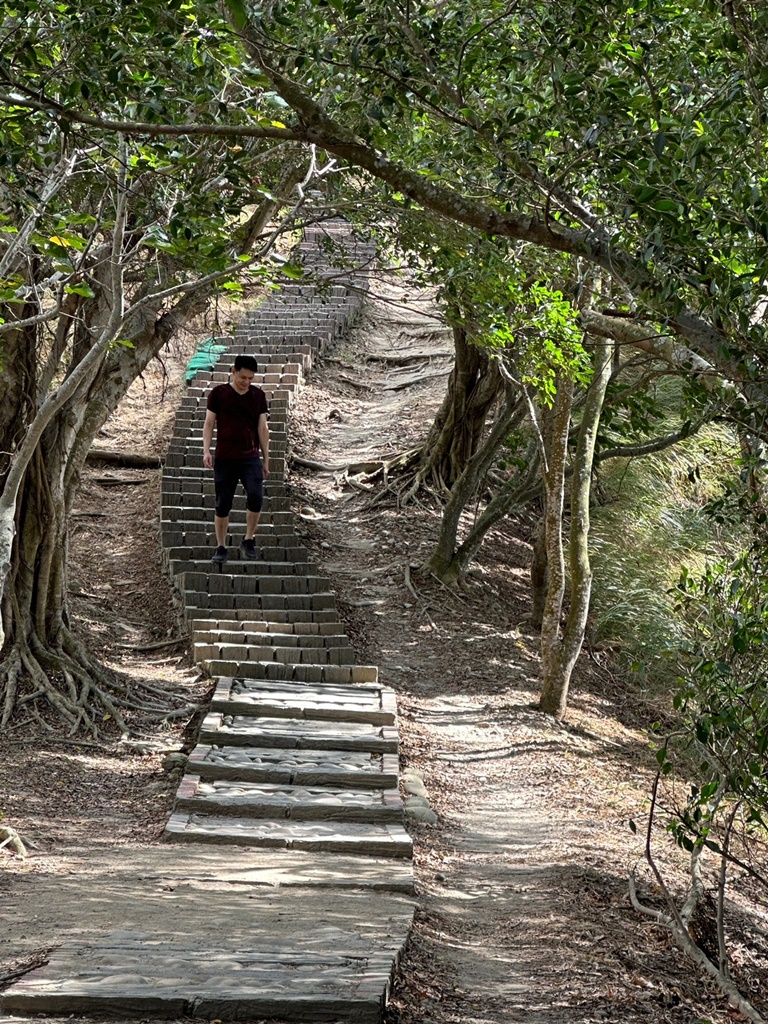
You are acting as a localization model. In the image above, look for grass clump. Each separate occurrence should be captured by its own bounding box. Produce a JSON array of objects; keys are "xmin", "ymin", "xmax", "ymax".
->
[{"xmin": 588, "ymin": 420, "xmax": 744, "ymax": 689}]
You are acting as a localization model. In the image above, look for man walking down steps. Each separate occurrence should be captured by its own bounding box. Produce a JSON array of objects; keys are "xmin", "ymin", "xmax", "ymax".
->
[{"xmin": 203, "ymin": 354, "xmax": 270, "ymax": 564}]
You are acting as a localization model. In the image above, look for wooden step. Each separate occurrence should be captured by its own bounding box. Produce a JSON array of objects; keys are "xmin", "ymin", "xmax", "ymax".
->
[{"xmin": 199, "ymin": 659, "xmax": 376, "ymax": 683}]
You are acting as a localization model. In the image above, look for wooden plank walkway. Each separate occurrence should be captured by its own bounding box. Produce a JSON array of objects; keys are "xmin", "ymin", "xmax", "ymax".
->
[{"xmin": 1, "ymin": 221, "xmax": 414, "ymax": 1022}]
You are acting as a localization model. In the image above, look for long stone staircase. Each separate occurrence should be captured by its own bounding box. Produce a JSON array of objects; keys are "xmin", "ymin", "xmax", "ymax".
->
[{"xmin": 0, "ymin": 222, "xmax": 414, "ymax": 1022}]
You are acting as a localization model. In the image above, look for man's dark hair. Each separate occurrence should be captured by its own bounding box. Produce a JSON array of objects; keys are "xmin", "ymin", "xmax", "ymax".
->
[{"xmin": 234, "ymin": 355, "xmax": 258, "ymax": 372}]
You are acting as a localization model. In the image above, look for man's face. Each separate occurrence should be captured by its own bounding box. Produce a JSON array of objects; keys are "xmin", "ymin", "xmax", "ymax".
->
[{"xmin": 231, "ymin": 367, "xmax": 255, "ymax": 393}]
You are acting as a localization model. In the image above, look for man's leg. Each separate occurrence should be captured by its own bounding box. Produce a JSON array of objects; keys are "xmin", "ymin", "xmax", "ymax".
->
[
  {"xmin": 214, "ymin": 514, "xmax": 229, "ymax": 546},
  {"xmin": 244, "ymin": 509, "xmax": 260, "ymax": 541},
  {"xmin": 212, "ymin": 460, "xmax": 238, "ymax": 563},
  {"xmin": 239, "ymin": 459, "xmax": 264, "ymax": 560}
]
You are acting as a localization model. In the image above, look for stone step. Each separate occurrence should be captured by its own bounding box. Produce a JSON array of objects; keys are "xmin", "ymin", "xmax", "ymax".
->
[
  {"xmin": 165, "ymin": 462, "xmax": 289, "ymax": 477},
  {"xmin": 164, "ymin": 457, "xmax": 289, "ymax": 478},
  {"xmin": 209, "ymin": 678, "xmax": 393, "ymax": 723},
  {"xmin": 162, "ymin": 508, "xmax": 295, "ymax": 525},
  {"xmin": 172, "ymin": 557, "xmax": 317, "ymax": 577},
  {"xmin": 188, "ymin": 743, "xmax": 399, "ymax": 789},
  {"xmin": 165, "ymin": 811, "xmax": 413, "ymax": 858},
  {"xmin": 183, "ymin": 593, "xmax": 338, "ymax": 614},
  {"xmin": 197, "ymin": 629, "xmax": 350, "ymax": 650},
  {"xmin": 175, "ymin": 386, "xmax": 294, "ymax": 406},
  {"xmin": 164, "ymin": 450, "xmax": 288, "ymax": 466},
  {"xmin": 162, "ymin": 530, "xmax": 300, "ymax": 550},
  {"xmin": 0, "ymin": 842, "xmax": 413, "ymax": 895},
  {"xmin": 167, "ymin": 437, "xmax": 289, "ymax": 452},
  {"xmin": 173, "ymin": 775, "xmax": 403, "ymax": 823},
  {"xmin": 235, "ymin": 312, "xmax": 341, "ymax": 325},
  {"xmin": 166, "ymin": 545, "xmax": 310, "ymax": 565},
  {"xmin": 164, "ymin": 442, "xmax": 288, "ymax": 460},
  {"xmin": 236, "ymin": 312, "xmax": 353, "ymax": 326},
  {"xmin": 178, "ymin": 571, "xmax": 333, "ymax": 595},
  {"xmin": 172, "ymin": 399, "xmax": 290, "ymax": 415},
  {"xmin": 173, "ymin": 401, "xmax": 290, "ymax": 417},
  {"xmin": 183, "ymin": 378, "xmax": 299, "ymax": 395},
  {"xmin": 162, "ymin": 502, "xmax": 294, "ymax": 520},
  {"xmin": 222, "ymin": 338, "xmax": 316, "ymax": 351},
  {"xmin": 167, "ymin": 426, "xmax": 289, "ymax": 444},
  {"xmin": 209, "ymin": 346, "xmax": 305, "ymax": 367},
  {"xmin": 162, "ymin": 433, "xmax": 285, "ymax": 455},
  {"xmin": 199, "ymin": 712, "xmax": 395, "ymax": 751},
  {"xmin": 162, "ymin": 499, "xmax": 293, "ymax": 517},
  {"xmin": 164, "ymin": 483, "xmax": 290, "ymax": 500},
  {"xmin": 164, "ymin": 539, "xmax": 302, "ymax": 557},
  {"xmin": 190, "ymin": 617, "xmax": 345, "ymax": 635},
  {"xmin": 168, "ymin": 422, "xmax": 291, "ymax": 442},
  {"xmin": 163, "ymin": 457, "xmax": 288, "ymax": 471},
  {"xmin": 205, "ymin": 356, "xmax": 313, "ymax": 375},
  {"xmin": 198, "ymin": 361, "xmax": 302, "ymax": 376},
  {"xmin": 164, "ymin": 451, "xmax": 288, "ymax": 468},
  {"xmin": 195, "ymin": 641, "xmax": 356, "ymax": 666},
  {"xmin": 161, "ymin": 486, "xmax": 290, "ymax": 505},
  {"xmin": 171, "ymin": 414, "xmax": 289, "ymax": 428},
  {"xmin": 185, "ymin": 378, "xmax": 300, "ymax": 399},
  {"xmin": 210, "ymin": 679, "xmax": 393, "ymax": 729},
  {"xmin": 188, "ymin": 611, "xmax": 343, "ymax": 629},
  {"xmin": 161, "ymin": 528, "xmax": 301, "ymax": 547},
  {"xmin": 6, "ymin": 946, "xmax": 406, "ymax": 1021},
  {"xmin": 200, "ymin": 659, "xmax": 376, "ymax": 684}
]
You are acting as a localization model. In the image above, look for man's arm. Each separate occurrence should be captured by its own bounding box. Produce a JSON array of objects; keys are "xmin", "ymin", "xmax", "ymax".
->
[
  {"xmin": 258, "ymin": 412, "xmax": 270, "ymax": 479},
  {"xmin": 203, "ymin": 409, "xmax": 216, "ymax": 469}
]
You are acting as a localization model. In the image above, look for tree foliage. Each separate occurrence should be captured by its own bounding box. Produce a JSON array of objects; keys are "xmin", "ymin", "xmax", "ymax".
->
[
  {"xmin": 632, "ymin": 546, "xmax": 768, "ymax": 1023},
  {"xmin": 218, "ymin": 0, "xmax": 768, "ymax": 385}
]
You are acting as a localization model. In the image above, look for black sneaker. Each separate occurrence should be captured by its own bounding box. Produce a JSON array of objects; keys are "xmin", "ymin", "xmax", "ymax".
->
[
  {"xmin": 239, "ymin": 538, "xmax": 259, "ymax": 561},
  {"xmin": 211, "ymin": 545, "xmax": 228, "ymax": 564}
]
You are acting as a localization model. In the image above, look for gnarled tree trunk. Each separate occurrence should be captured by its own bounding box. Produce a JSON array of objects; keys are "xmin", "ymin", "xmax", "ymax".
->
[
  {"xmin": 403, "ymin": 325, "xmax": 503, "ymax": 499},
  {"xmin": 538, "ymin": 336, "xmax": 612, "ymax": 717},
  {"xmin": 1, "ymin": 310, "xmax": 184, "ymax": 734},
  {"xmin": 425, "ymin": 389, "xmax": 528, "ymax": 582}
]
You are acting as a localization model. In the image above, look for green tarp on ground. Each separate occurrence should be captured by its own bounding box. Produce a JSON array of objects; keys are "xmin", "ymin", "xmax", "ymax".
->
[{"xmin": 184, "ymin": 337, "xmax": 228, "ymax": 384}]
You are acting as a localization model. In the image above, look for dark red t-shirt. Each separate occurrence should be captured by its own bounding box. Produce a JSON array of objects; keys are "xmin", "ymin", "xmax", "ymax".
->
[{"xmin": 206, "ymin": 383, "xmax": 268, "ymax": 460}]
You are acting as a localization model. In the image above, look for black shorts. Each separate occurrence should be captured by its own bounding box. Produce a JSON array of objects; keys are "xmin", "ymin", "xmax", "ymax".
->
[{"xmin": 213, "ymin": 457, "xmax": 264, "ymax": 517}]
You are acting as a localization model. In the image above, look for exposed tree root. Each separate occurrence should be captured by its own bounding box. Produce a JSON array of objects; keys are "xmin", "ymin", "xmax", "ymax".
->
[
  {"xmin": 1, "ymin": 624, "xmax": 193, "ymax": 738},
  {"xmin": 0, "ymin": 950, "xmax": 53, "ymax": 987},
  {"xmin": 292, "ymin": 448, "xmax": 421, "ymax": 485},
  {"xmin": 364, "ymin": 350, "xmax": 451, "ymax": 366},
  {"xmin": 359, "ymin": 451, "xmax": 446, "ymax": 512},
  {"xmin": 86, "ymin": 448, "xmax": 162, "ymax": 468},
  {"xmin": 0, "ymin": 823, "xmax": 28, "ymax": 858},
  {"xmin": 115, "ymin": 635, "xmax": 189, "ymax": 653}
]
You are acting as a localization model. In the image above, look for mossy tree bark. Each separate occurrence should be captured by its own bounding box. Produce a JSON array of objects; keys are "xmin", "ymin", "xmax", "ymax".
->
[{"xmin": 538, "ymin": 336, "xmax": 612, "ymax": 718}]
